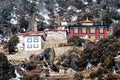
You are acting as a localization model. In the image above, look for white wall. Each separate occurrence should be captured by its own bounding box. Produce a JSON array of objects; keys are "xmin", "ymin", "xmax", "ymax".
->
[{"xmin": 24, "ymin": 36, "xmax": 42, "ymax": 51}]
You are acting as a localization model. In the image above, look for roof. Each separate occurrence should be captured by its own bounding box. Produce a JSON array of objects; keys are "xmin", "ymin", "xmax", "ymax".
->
[
  {"xmin": 17, "ymin": 31, "xmax": 46, "ymax": 41},
  {"xmin": 80, "ymin": 17, "xmax": 94, "ymax": 26},
  {"xmin": 17, "ymin": 31, "xmax": 44, "ymax": 36},
  {"xmin": 68, "ymin": 25, "xmax": 108, "ymax": 29},
  {"xmin": 45, "ymin": 29, "xmax": 67, "ymax": 32},
  {"xmin": 80, "ymin": 17, "xmax": 94, "ymax": 23}
]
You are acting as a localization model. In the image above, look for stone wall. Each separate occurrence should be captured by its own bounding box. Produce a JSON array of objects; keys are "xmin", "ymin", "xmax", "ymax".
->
[{"xmin": 7, "ymin": 47, "xmax": 72, "ymax": 61}]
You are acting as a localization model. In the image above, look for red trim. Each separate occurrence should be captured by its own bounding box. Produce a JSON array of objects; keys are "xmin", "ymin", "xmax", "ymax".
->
[
  {"xmin": 70, "ymin": 30, "xmax": 74, "ymax": 38},
  {"xmin": 17, "ymin": 31, "xmax": 45, "ymax": 36},
  {"xmin": 87, "ymin": 29, "xmax": 90, "ymax": 38},
  {"xmin": 17, "ymin": 31, "xmax": 46, "ymax": 41},
  {"xmin": 45, "ymin": 29, "xmax": 67, "ymax": 32},
  {"xmin": 96, "ymin": 29, "xmax": 99, "ymax": 40},
  {"xmin": 104, "ymin": 29, "xmax": 108, "ymax": 38},
  {"xmin": 79, "ymin": 29, "xmax": 82, "ymax": 37}
]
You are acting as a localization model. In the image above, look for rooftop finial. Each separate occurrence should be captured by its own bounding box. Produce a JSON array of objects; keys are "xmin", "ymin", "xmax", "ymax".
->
[{"xmin": 86, "ymin": 17, "xmax": 89, "ymax": 21}]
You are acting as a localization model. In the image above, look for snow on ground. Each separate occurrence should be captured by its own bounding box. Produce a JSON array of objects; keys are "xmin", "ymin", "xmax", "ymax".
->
[
  {"xmin": 67, "ymin": 5, "xmax": 78, "ymax": 12},
  {"xmin": 115, "ymin": 55, "xmax": 120, "ymax": 58},
  {"xmin": 10, "ymin": 13, "xmax": 18, "ymax": 25},
  {"xmin": 93, "ymin": 0, "xmax": 97, "ymax": 2},
  {"xmin": 71, "ymin": 16, "xmax": 78, "ymax": 21},
  {"xmin": 97, "ymin": 63, "xmax": 101, "ymax": 66},
  {"xmin": 36, "ymin": 2, "xmax": 50, "ymax": 24},
  {"xmin": 82, "ymin": 0, "xmax": 88, "ymax": 5},
  {"xmin": 53, "ymin": 3, "xmax": 60, "ymax": 16},
  {"xmin": 27, "ymin": 0, "xmax": 33, "ymax": 3},
  {"xmin": 86, "ymin": 62, "xmax": 92, "ymax": 69},
  {"xmin": 117, "ymin": 9, "xmax": 120, "ymax": 15}
]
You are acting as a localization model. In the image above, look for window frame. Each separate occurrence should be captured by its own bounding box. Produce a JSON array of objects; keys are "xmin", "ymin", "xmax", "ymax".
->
[
  {"xmin": 27, "ymin": 44, "xmax": 32, "ymax": 48},
  {"xmin": 90, "ymin": 28, "xmax": 96, "ymax": 33},
  {"xmin": 33, "ymin": 36, "xmax": 39, "ymax": 42},
  {"xmin": 73, "ymin": 27, "xmax": 79, "ymax": 34},
  {"xmin": 82, "ymin": 27, "xmax": 87, "ymax": 34},
  {"xmin": 99, "ymin": 28, "xmax": 104, "ymax": 33},
  {"xmin": 33, "ymin": 44, "xmax": 39, "ymax": 48}
]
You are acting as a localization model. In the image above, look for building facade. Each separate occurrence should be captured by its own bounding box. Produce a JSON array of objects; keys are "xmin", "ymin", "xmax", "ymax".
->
[
  {"xmin": 17, "ymin": 31, "xmax": 46, "ymax": 51},
  {"xmin": 68, "ymin": 18, "xmax": 108, "ymax": 41},
  {"xmin": 44, "ymin": 29, "xmax": 67, "ymax": 48}
]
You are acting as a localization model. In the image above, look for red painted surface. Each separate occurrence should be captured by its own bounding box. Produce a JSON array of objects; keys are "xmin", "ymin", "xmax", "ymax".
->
[
  {"xmin": 87, "ymin": 29, "xmax": 90, "ymax": 38},
  {"xmin": 79, "ymin": 29, "xmax": 82, "ymax": 37},
  {"xmin": 69, "ymin": 27, "xmax": 108, "ymax": 40},
  {"xmin": 70, "ymin": 29, "xmax": 74, "ymax": 38},
  {"xmin": 96, "ymin": 29, "xmax": 99, "ymax": 40},
  {"xmin": 104, "ymin": 29, "xmax": 108, "ymax": 38}
]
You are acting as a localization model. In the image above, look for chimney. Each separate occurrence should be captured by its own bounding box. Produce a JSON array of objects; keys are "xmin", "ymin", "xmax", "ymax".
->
[
  {"xmin": 33, "ymin": 13, "xmax": 38, "ymax": 32},
  {"xmin": 27, "ymin": 13, "xmax": 38, "ymax": 32}
]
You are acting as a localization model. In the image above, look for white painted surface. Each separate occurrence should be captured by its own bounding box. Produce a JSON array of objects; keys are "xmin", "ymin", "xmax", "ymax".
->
[{"xmin": 24, "ymin": 36, "xmax": 42, "ymax": 51}]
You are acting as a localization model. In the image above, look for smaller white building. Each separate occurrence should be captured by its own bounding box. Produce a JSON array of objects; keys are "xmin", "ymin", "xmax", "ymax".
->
[{"xmin": 17, "ymin": 31, "xmax": 46, "ymax": 51}]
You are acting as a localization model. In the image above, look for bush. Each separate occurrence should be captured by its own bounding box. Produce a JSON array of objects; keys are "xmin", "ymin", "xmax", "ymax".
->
[
  {"xmin": 7, "ymin": 35, "xmax": 19, "ymax": 47},
  {"xmin": 67, "ymin": 36, "xmax": 84, "ymax": 47},
  {"xmin": 74, "ymin": 73, "xmax": 83, "ymax": 80},
  {"xmin": 0, "ymin": 52, "xmax": 15, "ymax": 80},
  {"xmin": 103, "ymin": 55, "xmax": 115, "ymax": 69}
]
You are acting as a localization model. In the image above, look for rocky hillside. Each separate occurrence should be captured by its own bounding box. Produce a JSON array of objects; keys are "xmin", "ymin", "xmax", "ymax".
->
[{"xmin": 0, "ymin": 0, "xmax": 120, "ymax": 36}]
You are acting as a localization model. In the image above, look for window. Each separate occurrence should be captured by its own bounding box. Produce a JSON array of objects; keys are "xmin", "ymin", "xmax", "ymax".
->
[
  {"xmin": 90, "ymin": 28, "xmax": 95, "ymax": 33},
  {"xmin": 27, "ymin": 44, "xmax": 32, "ymax": 48},
  {"xmin": 27, "ymin": 37, "xmax": 32, "ymax": 42},
  {"xmin": 33, "ymin": 44, "xmax": 39, "ymax": 48},
  {"xmin": 99, "ymin": 28, "xmax": 104, "ymax": 33},
  {"xmin": 74, "ymin": 27, "xmax": 78, "ymax": 34},
  {"xmin": 34, "ymin": 37, "xmax": 39, "ymax": 42},
  {"xmin": 82, "ymin": 28, "xmax": 86, "ymax": 33}
]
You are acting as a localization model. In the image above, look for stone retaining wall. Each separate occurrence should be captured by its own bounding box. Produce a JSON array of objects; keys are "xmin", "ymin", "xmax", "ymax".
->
[{"xmin": 7, "ymin": 47, "xmax": 72, "ymax": 61}]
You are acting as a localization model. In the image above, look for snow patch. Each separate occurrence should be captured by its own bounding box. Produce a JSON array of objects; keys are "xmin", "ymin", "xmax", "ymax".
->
[
  {"xmin": 67, "ymin": 6, "xmax": 78, "ymax": 12},
  {"xmin": 10, "ymin": 13, "xmax": 18, "ymax": 25},
  {"xmin": 85, "ymin": 8, "xmax": 90, "ymax": 12},
  {"xmin": 112, "ymin": 19, "xmax": 118, "ymax": 23},
  {"xmin": 61, "ymin": 21, "xmax": 68, "ymax": 26},
  {"xmin": 115, "ymin": 55, "xmax": 120, "ymax": 58},
  {"xmin": 82, "ymin": 0, "xmax": 88, "ymax": 5},
  {"xmin": 76, "ymin": 9, "xmax": 81, "ymax": 13},
  {"xmin": 36, "ymin": 18, "xmax": 40, "ymax": 21},
  {"xmin": 15, "ymin": 69, "xmax": 21, "ymax": 78},
  {"xmin": 117, "ymin": 9, "xmax": 120, "ymax": 14},
  {"xmin": 93, "ymin": 0, "xmax": 97, "ymax": 2},
  {"xmin": 16, "ymin": 43, "xmax": 23, "ymax": 49},
  {"xmin": 86, "ymin": 62, "xmax": 92, "ymax": 69},
  {"xmin": 71, "ymin": 16, "xmax": 78, "ymax": 21},
  {"xmin": 36, "ymin": 2, "xmax": 50, "ymax": 25},
  {"xmin": 43, "ymin": 19, "xmax": 50, "ymax": 25},
  {"xmin": 27, "ymin": 0, "xmax": 33, "ymax": 3},
  {"xmin": 97, "ymin": 63, "xmax": 102, "ymax": 66}
]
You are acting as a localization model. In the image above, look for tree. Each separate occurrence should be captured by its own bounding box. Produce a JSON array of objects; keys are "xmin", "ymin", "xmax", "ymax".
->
[
  {"xmin": 103, "ymin": 55, "xmax": 115, "ymax": 69},
  {"xmin": 0, "ymin": 2, "xmax": 13, "ymax": 21},
  {"xmin": 19, "ymin": 17, "xmax": 29, "ymax": 31},
  {"xmin": 112, "ymin": 21, "xmax": 120, "ymax": 38},
  {"xmin": 102, "ymin": 13, "xmax": 112, "ymax": 26},
  {"xmin": 7, "ymin": 35, "xmax": 19, "ymax": 47},
  {"xmin": 81, "ymin": 38, "xmax": 120, "ymax": 66},
  {"xmin": 74, "ymin": 73, "xmax": 83, "ymax": 80},
  {"xmin": 0, "ymin": 52, "xmax": 15, "ymax": 80}
]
